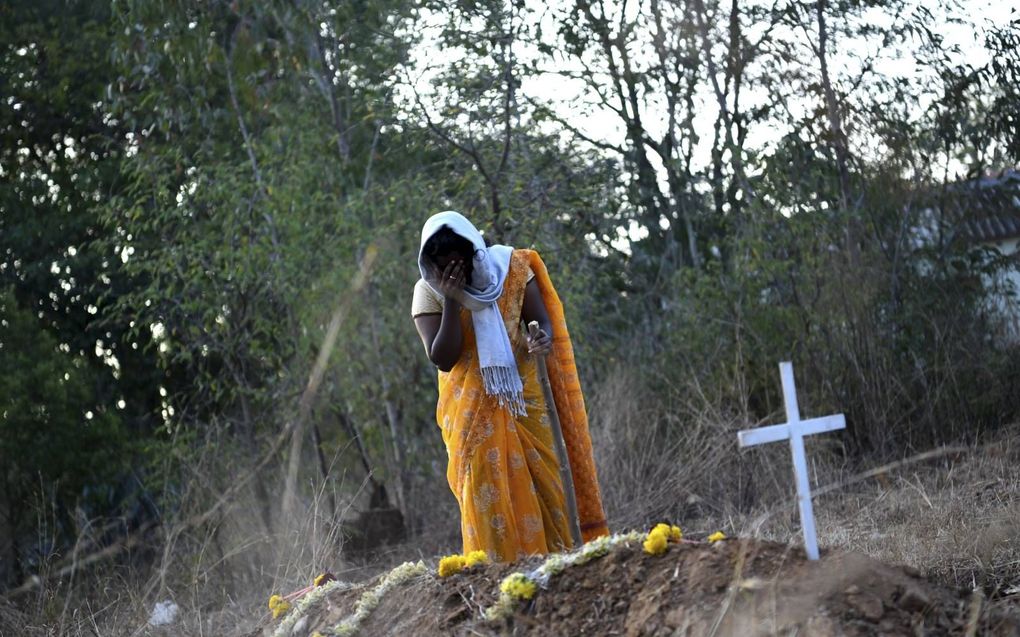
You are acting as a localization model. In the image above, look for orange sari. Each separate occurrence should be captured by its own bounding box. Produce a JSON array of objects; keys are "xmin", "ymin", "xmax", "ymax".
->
[{"xmin": 435, "ymin": 249, "xmax": 608, "ymax": 561}]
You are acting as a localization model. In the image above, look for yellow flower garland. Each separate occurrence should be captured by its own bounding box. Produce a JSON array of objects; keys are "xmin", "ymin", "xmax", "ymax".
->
[
  {"xmin": 267, "ymin": 594, "xmax": 291, "ymax": 619},
  {"xmin": 438, "ymin": 554, "xmax": 466, "ymax": 577},
  {"xmin": 271, "ymin": 579, "xmax": 353, "ymax": 637},
  {"xmin": 464, "ymin": 549, "xmax": 489, "ymax": 567},
  {"xmin": 483, "ymin": 531, "xmax": 645, "ymax": 621},
  {"xmin": 330, "ymin": 561, "xmax": 427, "ymax": 636},
  {"xmin": 499, "ymin": 573, "xmax": 537, "ymax": 600},
  {"xmin": 438, "ymin": 550, "xmax": 490, "ymax": 577},
  {"xmin": 643, "ymin": 528, "xmax": 668, "ymax": 555},
  {"xmin": 643, "ymin": 522, "xmax": 681, "ymax": 555},
  {"xmin": 314, "ymin": 572, "xmax": 337, "ymax": 587},
  {"xmin": 269, "ymin": 525, "xmax": 727, "ymax": 633},
  {"xmin": 267, "ymin": 594, "xmax": 283, "ymax": 611}
]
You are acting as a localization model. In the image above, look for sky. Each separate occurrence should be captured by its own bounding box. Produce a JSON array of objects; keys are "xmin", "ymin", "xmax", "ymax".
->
[
  {"xmin": 401, "ymin": 0, "xmax": 1015, "ymax": 177},
  {"xmin": 392, "ymin": 0, "xmax": 1016, "ymax": 251}
]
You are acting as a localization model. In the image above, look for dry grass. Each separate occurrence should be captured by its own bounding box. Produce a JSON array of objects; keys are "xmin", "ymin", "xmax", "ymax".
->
[
  {"xmin": 587, "ymin": 364, "xmax": 1020, "ymax": 609},
  {"xmin": 589, "ymin": 366, "xmax": 757, "ymax": 531},
  {"xmin": 0, "ymin": 440, "xmax": 367, "ymax": 636},
  {"xmin": 708, "ymin": 436, "xmax": 1020, "ymax": 597},
  {"xmin": 817, "ymin": 442, "xmax": 1020, "ymax": 592},
  {"xmin": 2, "ymin": 366, "xmax": 1019, "ymax": 635}
]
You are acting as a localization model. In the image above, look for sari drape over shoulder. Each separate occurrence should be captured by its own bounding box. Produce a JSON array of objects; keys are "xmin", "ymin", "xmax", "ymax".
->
[{"xmin": 434, "ymin": 249, "xmax": 608, "ymax": 561}]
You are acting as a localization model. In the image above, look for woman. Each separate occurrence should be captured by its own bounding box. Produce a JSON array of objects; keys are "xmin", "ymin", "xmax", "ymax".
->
[{"xmin": 412, "ymin": 211, "xmax": 608, "ymax": 562}]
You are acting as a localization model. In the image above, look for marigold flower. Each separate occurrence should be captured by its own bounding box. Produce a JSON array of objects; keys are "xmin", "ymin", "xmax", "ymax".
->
[
  {"xmin": 314, "ymin": 572, "xmax": 336, "ymax": 587},
  {"xmin": 464, "ymin": 550, "xmax": 489, "ymax": 567},
  {"xmin": 438, "ymin": 554, "xmax": 466, "ymax": 577},
  {"xmin": 268, "ymin": 594, "xmax": 284, "ymax": 611},
  {"xmin": 708, "ymin": 531, "xmax": 726, "ymax": 543},
  {"xmin": 499, "ymin": 573, "xmax": 537, "ymax": 600},
  {"xmin": 643, "ymin": 527, "xmax": 669, "ymax": 555},
  {"xmin": 484, "ymin": 531, "xmax": 646, "ymax": 622},
  {"xmin": 271, "ymin": 599, "xmax": 291, "ymax": 619},
  {"xmin": 651, "ymin": 522, "xmax": 682, "ymax": 542}
]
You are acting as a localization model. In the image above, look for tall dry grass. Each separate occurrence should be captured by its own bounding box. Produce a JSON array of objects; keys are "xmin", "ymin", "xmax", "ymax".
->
[
  {"xmin": 587, "ymin": 361, "xmax": 1020, "ymax": 601},
  {"xmin": 0, "ymin": 430, "xmax": 371, "ymax": 636},
  {"xmin": 3, "ymin": 361, "xmax": 1019, "ymax": 636}
]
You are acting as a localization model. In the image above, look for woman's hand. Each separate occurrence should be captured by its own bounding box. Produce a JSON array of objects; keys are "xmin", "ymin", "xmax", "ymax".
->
[
  {"xmin": 433, "ymin": 259, "xmax": 466, "ymax": 298},
  {"xmin": 522, "ymin": 280, "xmax": 553, "ymax": 357},
  {"xmin": 416, "ymin": 258, "xmax": 467, "ymax": 372},
  {"xmin": 527, "ymin": 325, "xmax": 552, "ymax": 356}
]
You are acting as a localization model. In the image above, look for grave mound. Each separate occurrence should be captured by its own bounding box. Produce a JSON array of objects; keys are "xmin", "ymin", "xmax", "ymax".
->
[{"xmin": 252, "ymin": 536, "xmax": 1019, "ymax": 636}]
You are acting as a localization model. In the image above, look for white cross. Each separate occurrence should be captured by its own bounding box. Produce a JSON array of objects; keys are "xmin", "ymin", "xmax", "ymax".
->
[{"xmin": 737, "ymin": 362, "xmax": 846, "ymax": 560}]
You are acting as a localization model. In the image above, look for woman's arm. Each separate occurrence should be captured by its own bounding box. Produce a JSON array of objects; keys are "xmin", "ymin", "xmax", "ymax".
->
[
  {"xmin": 414, "ymin": 296, "xmax": 464, "ymax": 372},
  {"xmin": 521, "ymin": 279, "xmax": 553, "ymax": 355},
  {"xmin": 414, "ymin": 259, "xmax": 466, "ymax": 372}
]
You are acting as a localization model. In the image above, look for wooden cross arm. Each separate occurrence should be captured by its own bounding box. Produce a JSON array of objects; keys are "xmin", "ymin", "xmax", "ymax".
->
[{"xmin": 737, "ymin": 414, "xmax": 846, "ymax": 448}]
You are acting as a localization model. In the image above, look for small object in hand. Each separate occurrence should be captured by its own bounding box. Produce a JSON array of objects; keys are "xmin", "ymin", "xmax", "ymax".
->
[{"xmin": 526, "ymin": 320, "xmax": 551, "ymax": 354}]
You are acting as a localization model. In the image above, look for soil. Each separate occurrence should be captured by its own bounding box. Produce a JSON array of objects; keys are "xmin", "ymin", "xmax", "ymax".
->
[{"xmin": 254, "ymin": 537, "xmax": 1020, "ymax": 636}]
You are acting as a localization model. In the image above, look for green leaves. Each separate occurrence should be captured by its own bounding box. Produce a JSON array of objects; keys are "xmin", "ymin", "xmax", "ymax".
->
[{"xmin": 0, "ymin": 287, "xmax": 130, "ymax": 534}]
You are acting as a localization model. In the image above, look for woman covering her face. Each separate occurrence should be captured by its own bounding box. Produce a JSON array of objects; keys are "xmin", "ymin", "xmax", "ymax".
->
[{"xmin": 412, "ymin": 211, "xmax": 608, "ymax": 562}]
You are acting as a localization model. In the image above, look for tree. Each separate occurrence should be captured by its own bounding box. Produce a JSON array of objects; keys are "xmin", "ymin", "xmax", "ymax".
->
[
  {"xmin": 0, "ymin": 0, "xmax": 164, "ymax": 585},
  {"xmin": 0, "ymin": 288, "xmax": 128, "ymax": 585}
]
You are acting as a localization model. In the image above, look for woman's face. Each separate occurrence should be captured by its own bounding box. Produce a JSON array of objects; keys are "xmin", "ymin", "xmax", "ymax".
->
[{"xmin": 432, "ymin": 250, "xmax": 469, "ymax": 271}]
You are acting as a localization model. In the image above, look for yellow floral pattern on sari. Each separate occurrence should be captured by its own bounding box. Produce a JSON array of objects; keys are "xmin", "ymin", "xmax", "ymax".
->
[{"xmin": 436, "ymin": 249, "xmax": 608, "ymax": 561}]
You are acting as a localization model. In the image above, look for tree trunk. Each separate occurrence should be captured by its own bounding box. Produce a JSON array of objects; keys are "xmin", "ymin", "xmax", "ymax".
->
[
  {"xmin": 234, "ymin": 379, "xmax": 274, "ymax": 536},
  {"xmin": 366, "ymin": 283, "xmax": 407, "ymax": 514},
  {"xmin": 815, "ymin": 0, "xmax": 860, "ymax": 263},
  {"xmin": 310, "ymin": 423, "xmax": 337, "ymax": 520}
]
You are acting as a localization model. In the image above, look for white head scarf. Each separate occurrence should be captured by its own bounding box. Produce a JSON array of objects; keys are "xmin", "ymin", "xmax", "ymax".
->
[{"xmin": 418, "ymin": 211, "xmax": 525, "ymax": 415}]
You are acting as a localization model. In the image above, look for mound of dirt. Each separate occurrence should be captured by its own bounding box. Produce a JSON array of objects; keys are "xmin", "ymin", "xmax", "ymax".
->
[{"xmin": 253, "ymin": 537, "xmax": 1020, "ymax": 636}]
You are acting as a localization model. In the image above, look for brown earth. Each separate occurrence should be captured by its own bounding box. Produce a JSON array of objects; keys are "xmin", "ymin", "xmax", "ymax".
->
[{"xmin": 253, "ymin": 537, "xmax": 1020, "ymax": 636}]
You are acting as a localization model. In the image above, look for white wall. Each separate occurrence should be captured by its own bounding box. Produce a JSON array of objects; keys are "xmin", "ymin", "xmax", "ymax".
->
[{"xmin": 985, "ymin": 236, "xmax": 1020, "ymax": 343}]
